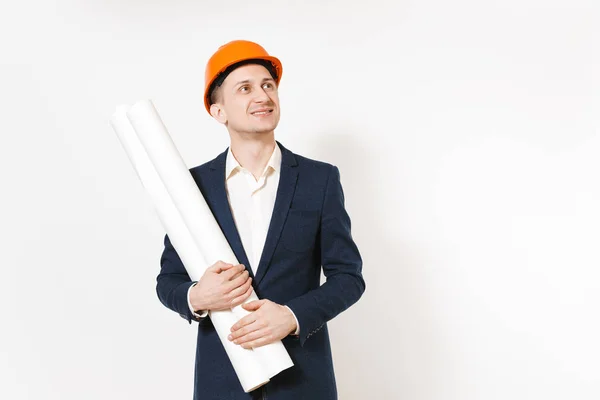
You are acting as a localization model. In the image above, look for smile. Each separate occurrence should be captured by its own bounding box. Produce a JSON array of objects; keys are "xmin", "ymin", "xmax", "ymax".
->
[{"xmin": 250, "ymin": 109, "xmax": 273, "ymax": 116}]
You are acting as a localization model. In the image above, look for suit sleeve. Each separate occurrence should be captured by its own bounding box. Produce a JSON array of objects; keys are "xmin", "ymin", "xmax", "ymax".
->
[
  {"xmin": 285, "ymin": 165, "xmax": 366, "ymax": 346},
  {"xmin": 156, "ymin": 234, "xmax": 203, "ymax": 324}
]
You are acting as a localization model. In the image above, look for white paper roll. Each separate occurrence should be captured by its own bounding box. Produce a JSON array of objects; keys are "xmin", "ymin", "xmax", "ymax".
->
[
  {"xmin": 110, "ymin": 106, "xmax": 271, "ymax": 392},
  {"xmin": 110, "ymin": 106, "xmax": 209, "ymax": 278},
  {"xmin": 126, "ymin": 100, "xmax": 294, "ymax": 379}
]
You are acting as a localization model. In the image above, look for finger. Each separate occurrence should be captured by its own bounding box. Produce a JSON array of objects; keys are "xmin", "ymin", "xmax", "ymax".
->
[
  {"xmin": 229, "ymin": 319, "xmax": 261, "ymax": 341},
  {"xmin": 242, "ymin": 299, "xmax": 266, "ymax": 312},
  {"xmin": 232, "ymin": 328, "xmax": 270, "ymax": 346},
  {"xmin": 225, "ymin": 270, "xmax": 250, "ymax": 291},
  {"xmin": 207, "ymin": 260, "xmax": 233, "ymax": 273},
  {"xmin": 230, "ymin": 269, "xmax": 246, "ymax": 280},
  {"xmin": 241, "ymin": 335, "xmax": 275, "ymax": 350},
  {"xmin": 230, "ymin": 313, "xmax": 258, "ymax": 333},
  {"xmin": 223, "ymin": 264, "xmax": 246, "ymax": 280},
  {"xmin": 226, "ymin": 277, "xmax": 252, "ymax": 301},
  {"xmin": 230, "ymin": 281, "xmax": 254, "ymax": 308}
]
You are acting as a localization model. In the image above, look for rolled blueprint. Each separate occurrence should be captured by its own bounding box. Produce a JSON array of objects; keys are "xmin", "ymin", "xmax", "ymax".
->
[
  {"xmin": 126, "ymin": 100, "xmax": 294, "ymax": 379},
  {"xmin": 109, "ymin": 100, "xmax": 293, "ymax": 391},
  {"xmin": 110, "ymin": 107, "xmax": 269, "ymax": 392}
]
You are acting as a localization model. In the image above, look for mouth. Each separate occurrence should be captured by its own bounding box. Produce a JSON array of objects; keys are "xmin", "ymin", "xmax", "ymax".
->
[{"xmin": 250, "ymin": 108, "xmax": 274, "ymax": 117}]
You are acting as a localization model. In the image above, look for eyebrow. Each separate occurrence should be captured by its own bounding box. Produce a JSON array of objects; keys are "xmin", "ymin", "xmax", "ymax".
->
[{"xmin": 234, "ymin": 77, "xmax": 275, "ymax": 88}]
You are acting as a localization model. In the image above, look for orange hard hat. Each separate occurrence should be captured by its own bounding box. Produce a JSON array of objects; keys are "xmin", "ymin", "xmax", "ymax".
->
[{"xmin": 203, "ymin": 40, "xmax": 283, "ymax": 115}]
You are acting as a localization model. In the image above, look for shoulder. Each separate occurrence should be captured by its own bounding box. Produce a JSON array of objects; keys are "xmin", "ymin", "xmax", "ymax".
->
[
  {"xmin": 291, "ymin": 151, "xmax": 341, "ymax": 193},
  {"xmin": 293, "ymin": 152, "xmax": 331, "ymax": 167},
  {"xmin": 189, "ymin": 158, "xmax": 214, "ymax": 175},
  {"xmin": 279, "ymin": 142, "xmax": 337, "ymax": 178},
  {"xmin": 188, "ymin": 147, "xmax": 227, "ymax": 177}
]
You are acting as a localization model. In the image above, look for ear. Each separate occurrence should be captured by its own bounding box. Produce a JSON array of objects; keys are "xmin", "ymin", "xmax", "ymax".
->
[{"xmin": 210, "ymin": 103, "xmax": 227, "ymax": 124}]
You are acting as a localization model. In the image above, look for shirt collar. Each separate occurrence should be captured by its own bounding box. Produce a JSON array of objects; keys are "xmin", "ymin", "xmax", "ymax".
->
[{"xmin": 225, "ymin": 142, "xmax": 282, "ymax": 180}]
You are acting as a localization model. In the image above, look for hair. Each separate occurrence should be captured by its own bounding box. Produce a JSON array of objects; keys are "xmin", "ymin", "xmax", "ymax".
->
[{"xmin": 208, "ymin": 59, "xmax": 279, "ymax": 106}]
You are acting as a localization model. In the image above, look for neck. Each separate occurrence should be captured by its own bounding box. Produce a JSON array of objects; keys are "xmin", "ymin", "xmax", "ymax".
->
[{"xmin": 228, "ymin": 132, "xmax": 276, "ymax": 180}]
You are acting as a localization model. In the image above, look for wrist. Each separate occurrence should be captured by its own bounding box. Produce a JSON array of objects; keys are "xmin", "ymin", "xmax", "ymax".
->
[
  {"xmin": 282, "ymin": 305, "xmax": 298, "ymax": 335},
  {"xmin": 189, "ymin": 284, "xmax": 206, "ymax": 311}
]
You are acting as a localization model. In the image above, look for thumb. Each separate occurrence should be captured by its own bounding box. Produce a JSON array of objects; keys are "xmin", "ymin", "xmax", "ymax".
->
[{"xmin": 242, "ymin": 300, "xmax": 266, "ymax": 311}]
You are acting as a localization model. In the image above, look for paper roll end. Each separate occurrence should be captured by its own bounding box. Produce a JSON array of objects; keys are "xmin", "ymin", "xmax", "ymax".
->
[
  {"xmin": 110, "ymin": 104, "xmax": 132, "ymax": 123},
  {"xmin": 244, "ymin": 380, "xmax": 269, "ymax": 393},
  {"xmin": 128, "ymin": 99, "xmax": 155, "ymax": 116}
]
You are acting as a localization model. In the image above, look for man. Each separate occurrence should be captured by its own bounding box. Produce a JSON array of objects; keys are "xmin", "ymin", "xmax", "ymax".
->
[{"xmin": 156, "ymin": 40, "xmax": 365, "ymax": 400}]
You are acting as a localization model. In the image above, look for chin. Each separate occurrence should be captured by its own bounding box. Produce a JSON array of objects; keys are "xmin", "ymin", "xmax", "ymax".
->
[
  {"xmin": 252, "ymin": 122, "xmax": 279, "ymax": 134},
  {"xmin": 251, "ymin": 128, "xmax": 277, "ymax": 135}
]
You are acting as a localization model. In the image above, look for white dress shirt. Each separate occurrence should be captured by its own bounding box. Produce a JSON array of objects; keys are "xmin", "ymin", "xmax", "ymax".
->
[{"xmin": 187, "ymin": 142, "xmax": 299, "ymax": 334}]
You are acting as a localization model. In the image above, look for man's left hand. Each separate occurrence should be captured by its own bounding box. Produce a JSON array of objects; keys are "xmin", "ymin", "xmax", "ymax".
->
[{"xmin": 228, "ymin": 300, "xmax": 297, "ymax": 349}]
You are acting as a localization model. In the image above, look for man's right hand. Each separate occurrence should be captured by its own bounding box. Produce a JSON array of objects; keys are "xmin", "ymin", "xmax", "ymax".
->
[{"xmin": 189, "ymin": 261, "xmax": 253, "ymax": 312}]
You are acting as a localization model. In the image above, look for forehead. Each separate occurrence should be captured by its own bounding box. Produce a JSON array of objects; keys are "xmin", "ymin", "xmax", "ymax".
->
[{"xmin": 223, "ymin": 64, "xmax": 275, "ymax": 87}]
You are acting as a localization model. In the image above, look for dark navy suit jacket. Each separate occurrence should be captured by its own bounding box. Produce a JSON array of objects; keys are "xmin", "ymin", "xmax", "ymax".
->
[{"xmin": 156, "ymin": 141, "xmax": 365, "ymax": 400}]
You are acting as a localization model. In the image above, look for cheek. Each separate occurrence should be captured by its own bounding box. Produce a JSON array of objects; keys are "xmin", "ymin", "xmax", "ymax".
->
[{"xmin": 231, "ymin": 104, "xmax": 247, "ymax": 120}]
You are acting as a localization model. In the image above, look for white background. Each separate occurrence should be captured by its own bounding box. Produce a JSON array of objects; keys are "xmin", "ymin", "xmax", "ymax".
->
[{"xmin": 0, "ymin": 0, "xmax": 598, "ymax": 399}]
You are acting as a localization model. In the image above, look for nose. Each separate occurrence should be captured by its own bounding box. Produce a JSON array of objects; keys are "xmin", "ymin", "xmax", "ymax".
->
[{"xmin": 253, "ymin": 86, "xmax": 271, "ymax": 103}]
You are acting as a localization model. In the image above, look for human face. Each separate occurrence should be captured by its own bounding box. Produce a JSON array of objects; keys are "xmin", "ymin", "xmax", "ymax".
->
[{"xmin": 210, "ymin": 64, "xmax": 280, "ymax": 136}]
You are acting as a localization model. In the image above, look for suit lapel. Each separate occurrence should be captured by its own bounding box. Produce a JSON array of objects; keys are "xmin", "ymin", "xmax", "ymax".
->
[
  {"xmin": 205, "ymin": 149, "xmax": 253, "ymax": 278},
  {"xmin": 203, "ymin": 141, "xmax": 298, "ymax": 285},
  {"xmin": 254, "ymin": 141, "xmax": 298, "ymax": 285}
]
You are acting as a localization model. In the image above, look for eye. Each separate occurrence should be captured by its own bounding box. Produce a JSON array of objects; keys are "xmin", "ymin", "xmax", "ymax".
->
[
  {"xmin": 262, "ymin": 82, "xmax": 274, "ymax": 90},
  {"xmin": 239, "ymin": 85, "xmax": 250, "ymax": 93}
]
